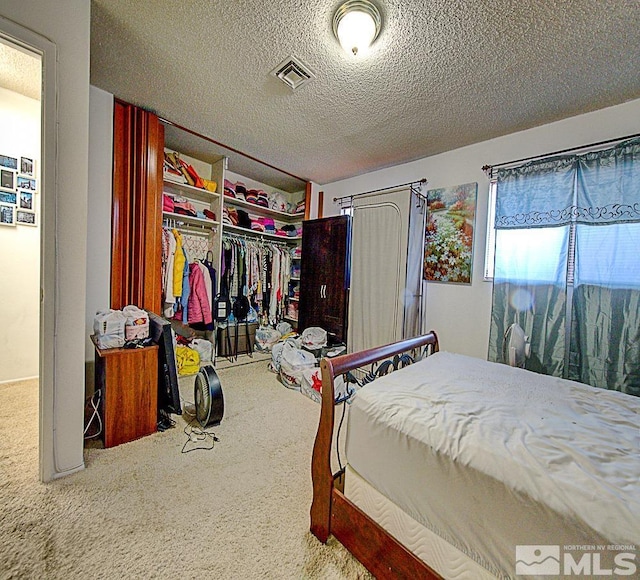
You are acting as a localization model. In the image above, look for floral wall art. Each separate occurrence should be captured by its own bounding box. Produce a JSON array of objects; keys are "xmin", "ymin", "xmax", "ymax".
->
[{"xmin": 423, "ymin": 182, "xmax": 477, "ymax": 284}]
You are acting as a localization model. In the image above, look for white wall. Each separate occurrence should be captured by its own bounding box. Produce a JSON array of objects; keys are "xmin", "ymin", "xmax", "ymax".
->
[
  {"xmin": 86, "ymin": 86, "xmax": 113, "ymax": 385},
  {"xmin": 321, "ymin": 98, "xmax": 640, "ymax": 359},
  {"xmin": 0, "ymin": 86, "xmax": 40, "ymax": 383},
  {"xmin": 1, "ymin": 0, "xmax": 90, "ymax": 481}
]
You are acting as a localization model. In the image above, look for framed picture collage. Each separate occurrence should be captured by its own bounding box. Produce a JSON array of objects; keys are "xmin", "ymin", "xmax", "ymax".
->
[{"xmin": 0, "ymin": 154, "xmax": 37, "ymax": 227}]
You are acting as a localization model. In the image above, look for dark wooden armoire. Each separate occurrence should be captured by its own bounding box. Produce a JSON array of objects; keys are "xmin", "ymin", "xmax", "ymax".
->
[{"xmin": 298, "ymin": 215, "xmax": 351, "ymax": 344}]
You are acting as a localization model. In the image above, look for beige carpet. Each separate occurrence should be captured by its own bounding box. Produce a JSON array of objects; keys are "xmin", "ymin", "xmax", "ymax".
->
[{"xmin": 0, "ymin": 364, "xmax": 371, "ymax": 579}]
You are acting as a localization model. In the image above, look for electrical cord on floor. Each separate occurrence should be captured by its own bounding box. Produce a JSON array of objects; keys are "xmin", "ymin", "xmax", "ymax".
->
[
  {"xmin": 157, "ymin": 409, "xmax": 176, "ymax": 432},
  {"xmin": 181, "ymin": 396, "xmax": 196, "ymax": 417},
  {"xmin": 181, "ymin": 419, "xmax": 219, "ymax": 454},
  {"xmin": 84, "ymin": 389, "xmax": 103, "ymax": 439},
  {"xmin": 335, "ymin": 399, "xmax": 348, "ymax": 472},
  {"xmin": 335, "ymin": 383, "xmax": 357, "ymax": 473}
]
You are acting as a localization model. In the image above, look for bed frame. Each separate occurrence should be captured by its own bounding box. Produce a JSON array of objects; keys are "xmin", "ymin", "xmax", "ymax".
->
[{"xmin": 310, "ymin": 331, "xmax": 442, "ymax": 579}]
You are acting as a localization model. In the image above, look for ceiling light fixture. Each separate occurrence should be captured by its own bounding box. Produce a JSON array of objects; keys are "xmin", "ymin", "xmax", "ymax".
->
[{"xmin": 332, "ymin": 0, "xmax": 382, "ymax": 57}]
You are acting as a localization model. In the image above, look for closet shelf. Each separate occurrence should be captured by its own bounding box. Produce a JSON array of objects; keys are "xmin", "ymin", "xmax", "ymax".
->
[
  {"xmin": 162, "ymin": 211, "xmax": 219, "ymax": 230},
  {"xmin": 224, "ymin": 195, "xmax": 305, "ymax": 222},
  {"xmin": 223, "ymin": 223, "xmax": 301, "ymax": 242},
  {"xmin": 163, "ymin": 179, "xmax": 221, "ymax": 203}
]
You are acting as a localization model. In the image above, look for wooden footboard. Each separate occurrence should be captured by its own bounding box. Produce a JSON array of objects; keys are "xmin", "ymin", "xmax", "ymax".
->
[{"xmin": 310, "ymin": 331, "xmax": 441, "ymax": 579}]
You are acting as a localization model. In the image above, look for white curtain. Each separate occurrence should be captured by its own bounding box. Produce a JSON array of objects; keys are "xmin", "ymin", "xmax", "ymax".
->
[{"xmin": 347, "ymin": 189, "xmax": 424, "ymax": 353}]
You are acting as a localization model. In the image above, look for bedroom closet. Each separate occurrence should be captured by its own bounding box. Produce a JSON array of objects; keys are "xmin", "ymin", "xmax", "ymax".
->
[{"xmin": 110, "ymin": 100, "xmax": 310, "ymax": 367}]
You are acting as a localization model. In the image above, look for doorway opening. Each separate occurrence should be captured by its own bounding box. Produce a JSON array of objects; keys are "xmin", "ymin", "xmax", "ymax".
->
[
  {"xmin": 0, "ymin": 35, "xmax": 42, "ymax": 476},
  {"xmin": 0, "ymin": 35, "xmax": 42, "ymax": 465}
]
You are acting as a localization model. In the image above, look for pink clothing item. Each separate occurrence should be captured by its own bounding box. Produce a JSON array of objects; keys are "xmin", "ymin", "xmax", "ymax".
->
[
  {"xmin": 163, "ymin": 194, "xmax": 174, "ymax": 212},
  {"xmin": 173, "ymin": 200, "xmax": 197, "ymax": 216},
  {"xmin": 187, "ymin": 262, "xmax": 213, "ymax": 325},
  {"xmin": 260, "ymin": 217, "xmax": 275, "ymax": 231}
]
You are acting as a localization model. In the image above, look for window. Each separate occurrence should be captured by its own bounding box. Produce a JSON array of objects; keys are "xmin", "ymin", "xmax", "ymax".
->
[
  {"xmin": 487, "ymin": 137, "xmax": 640, "ymax": 395},
  {"xmin": 483, "ymin": 180, "xmax": 496, "ymax": 280},
  {"xmin": 485, "ymin": 179, "xmax": 570, "ymax": 284}
]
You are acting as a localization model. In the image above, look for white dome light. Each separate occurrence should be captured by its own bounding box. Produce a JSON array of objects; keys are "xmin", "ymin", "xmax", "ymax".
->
[{"xmin": 333, "ymin": 0, "xmax": 382, "ymax": 57}]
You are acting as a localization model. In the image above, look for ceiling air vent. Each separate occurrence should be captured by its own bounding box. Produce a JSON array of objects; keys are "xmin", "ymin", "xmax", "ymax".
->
[{"xmin": 271, "ymin": 56, "xmax": 315, "ymax": 90}]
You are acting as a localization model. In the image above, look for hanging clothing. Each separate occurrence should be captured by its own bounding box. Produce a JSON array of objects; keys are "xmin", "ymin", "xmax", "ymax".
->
[
  {"xmin": 220, "ymin": 235, "xmax": 291, "ymax": 325},
  {"xmin": 161, "ymin": 228, "xmax": 171, "ymax": 303},
  {"xmin": 188, "ymin": 262, "xmax": 213, "ymax": 325},
  {"xmin": 172, "ymin": 229, "xmax": 185, "ymax": 299},
  {"xmin": 202, "ymin": 258, "xmax": 218, "ymax": 303},
  {"xmin": 162, "ymin": 224, "xmax": 218, "ymax": 327},
  {"xmin": 179, "ymin": 247, "xmax": 191, "ymax": 323},
  {"xmin": 269, "ymin": 246, "xmax": 281, "ymax": 323},
  {"xmin": 197, "ymin": 261, "xmax": 212, "ymax": 314},
  {"xmin": 164, "ymin": 229, "xmax": 177, "ymax": 317}
]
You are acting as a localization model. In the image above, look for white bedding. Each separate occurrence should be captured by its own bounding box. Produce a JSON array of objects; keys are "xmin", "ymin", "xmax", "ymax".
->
[{"xmin": 344, "ymin": 351, "xmax": 640, "ymax": 577}]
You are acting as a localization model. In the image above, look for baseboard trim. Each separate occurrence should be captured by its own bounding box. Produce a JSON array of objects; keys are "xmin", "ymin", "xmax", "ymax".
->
[{"xmin": 0, "ymin": 375, "xmax": 39, "ymax": 385}]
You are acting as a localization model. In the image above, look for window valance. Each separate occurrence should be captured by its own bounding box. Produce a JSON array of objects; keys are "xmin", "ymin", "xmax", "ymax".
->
[{"xmin": 495, "ymin": 137, "xmax": 640, "ymax": 229}]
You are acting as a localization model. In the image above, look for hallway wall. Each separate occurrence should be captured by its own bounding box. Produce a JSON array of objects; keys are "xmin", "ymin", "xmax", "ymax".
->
[{"xmin": 0, "ymin": 86, "xmax": 40, "ymax": 383}]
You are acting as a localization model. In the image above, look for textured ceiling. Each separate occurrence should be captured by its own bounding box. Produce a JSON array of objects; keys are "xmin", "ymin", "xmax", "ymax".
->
[
  {"xmin": 0, "ymin": 39, "xmax": 40, "ymax": 101},
  {"xmin": 90, "ymin": 0, "xmax": 640, "ymax": 186}
]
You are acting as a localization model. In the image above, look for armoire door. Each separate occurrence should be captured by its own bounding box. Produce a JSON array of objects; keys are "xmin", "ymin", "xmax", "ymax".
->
[{"xmin": 298, "ymin": 215, "xmax": 350, "ymax": 343}]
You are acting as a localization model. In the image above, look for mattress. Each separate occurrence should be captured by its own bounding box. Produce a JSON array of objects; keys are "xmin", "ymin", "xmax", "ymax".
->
[
  {"xmin": 344, "ymin": 464, "xmax": 496, "ymax": 579},
  {"xmin": 344, "ymin": 351, "xmax": 640, "ymax": 578}
]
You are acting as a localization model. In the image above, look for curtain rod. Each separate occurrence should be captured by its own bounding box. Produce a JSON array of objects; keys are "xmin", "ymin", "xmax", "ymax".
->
[
  {"xmin": 482, "ymin": 131, "xmax": 640, "ymax": 178},
  {"xmin": 333, "ymin": 178, "xmax": 428, "ymax": 206}
]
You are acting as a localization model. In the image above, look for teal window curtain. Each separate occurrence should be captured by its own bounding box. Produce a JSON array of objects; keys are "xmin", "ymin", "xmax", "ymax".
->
[
  {"xmin": 488, "ymin": 157, "xmax": 575, "ymax": 377},
  {"xmin": 576, "ymin": 139, "xmax": 640, "ymax": 224},
  {"xmin": 489, "ymin": 227, "xmax": 569, "ymax": 376},
  {"xmin": 488, "ymin": 137, "xmax": 640, "ymax": 396}
]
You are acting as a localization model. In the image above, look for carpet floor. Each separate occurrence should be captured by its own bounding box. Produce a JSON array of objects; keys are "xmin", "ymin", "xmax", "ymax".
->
[{"xmin": 0, "ymin": 362, "xmax": 371, "ymax": 579}]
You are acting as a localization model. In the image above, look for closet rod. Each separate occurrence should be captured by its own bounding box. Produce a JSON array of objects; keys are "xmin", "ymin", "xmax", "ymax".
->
[
  {"xmin": 163, "ymin": 221, "xmax": 214, "ymax": 237},
  {"xmin": 482, "ymin": 131, "xmax": 640, "ymax": 178},
  {"xmin": 222, "ymin": 232, "xmax": 291, "ymax": 248},
  {"xmin": 333, "ymin": 178, "xmax": 428, "ymax": 206}
]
